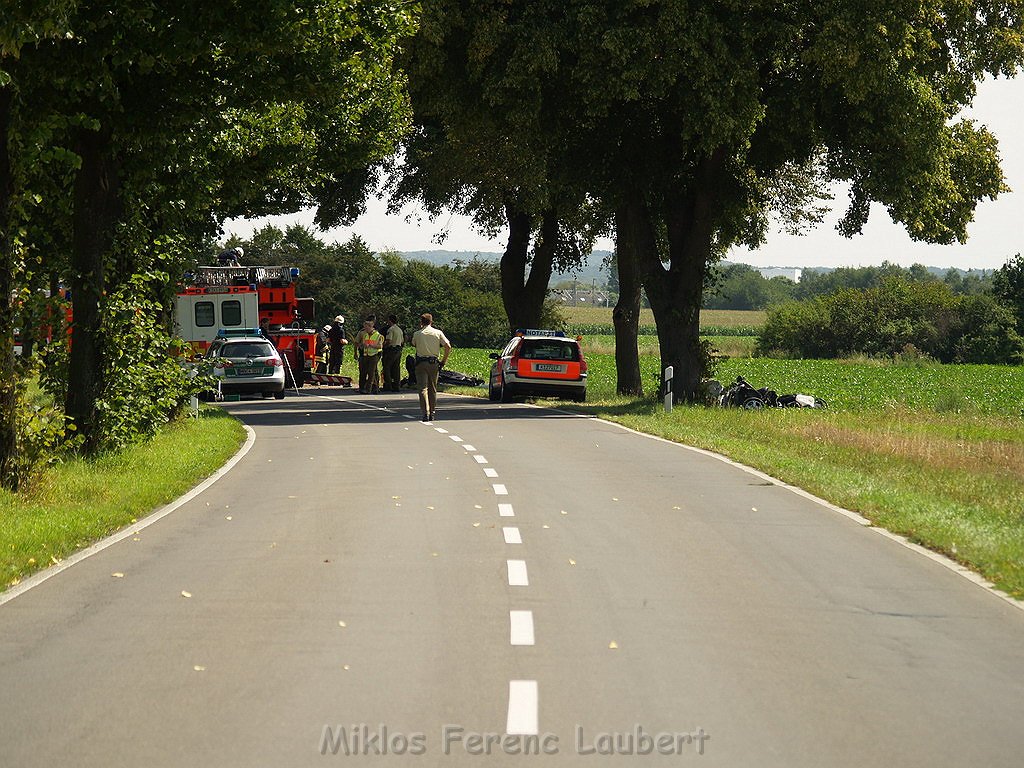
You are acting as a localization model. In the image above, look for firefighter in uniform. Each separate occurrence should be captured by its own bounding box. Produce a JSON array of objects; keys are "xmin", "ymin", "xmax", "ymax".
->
[{"xmin": 327, "ymin": 315, "xmax": 348, "ymax": 374}]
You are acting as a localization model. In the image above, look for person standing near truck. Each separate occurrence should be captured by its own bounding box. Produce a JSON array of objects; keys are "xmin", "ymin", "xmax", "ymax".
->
[
  {"xmin": 355, "ymin": 315, "xmax": 384, "ymax": 394},
  {"xmin": 411, "ymin": 312, "xmax": 451, "ymax": 421},
  {"xmin": 382, "ymin": 314, "xmax": 405, "ymax": 393},
  {"xmin": 327, "ymin": 315, "xmax": 348, "ymax": 374}
]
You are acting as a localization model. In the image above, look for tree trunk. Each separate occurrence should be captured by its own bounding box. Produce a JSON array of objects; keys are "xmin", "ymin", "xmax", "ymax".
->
[
  {"xmin": 66, "ymin": 124, "xmax": 121, "ymax": 453},
  {"xmin": 611, "ymin": 205, "xmax": 645, "ymax": 396},
  {"xmin": 0, "ymin": 85, "xmax": 20, "ymax": 488},
  {"xmin": 635, "ymin": 153, "xmax": 724, "ymax": 403},
  {"xmin": 499, "ymin": 206, "xmax": 557, "ymax": 332}
]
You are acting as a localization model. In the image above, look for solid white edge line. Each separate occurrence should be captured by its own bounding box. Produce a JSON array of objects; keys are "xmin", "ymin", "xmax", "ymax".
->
[
  {"xmin": 535, "ymin": 399, "xmax": 1024, "ymax": 614},
  {"xmin": 498, "ymin": 503, "xmax": 515, "ymax": 517},
  {"xmin": 506, "ymin": 559, "xmax": 529, "ymax": 586},
  {"xmin": 474, "ymin": 455, "xmax": 488, "ymax": 464},
  {"xmin": 484, "ymin": 467, "xmax": 499, "ymax": 478},
  {"xmin": 503, "ymin": 526, "xmax": 522, "ymax": 545},
  {"xmin": 1, "ymin": 424, "xmax": 258, "ymax": 608},
  {"xmin": 493, "ymin": 484, "xmax": 508, "ymax": 496},
  {"xmin": 510, "ymin": 610, "xmax": 535, "ymax": 646},
  {"xmin": 507, "ymin": 680, "xmax": 539, "ymax": 735}
]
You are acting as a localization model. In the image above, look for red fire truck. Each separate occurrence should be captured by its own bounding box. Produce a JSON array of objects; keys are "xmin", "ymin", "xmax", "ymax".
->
[{"xmin": 174, "ymin": 265, "xmax": 319, "ymax": 387}]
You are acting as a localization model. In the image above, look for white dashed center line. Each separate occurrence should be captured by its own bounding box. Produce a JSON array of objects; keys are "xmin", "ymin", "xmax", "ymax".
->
[
  {"xmin": 502, "ymin": 526, "xmax": 522, "ymax": 544},
  {"xmin": 473, "ymin": 455, "xmax": 488, "ymax": 464},
  {"xmin": 434, "ymin": 427, "xmax": 448, "ymax": 434},
  {"xmin": 493, "ymin": 484, "xmax": 509, "ymax": 495},
  {"xmin": 449, "ymin": 435, "xmax": 463, "ymax": 442},
  {"xmin": 507, "ymin": 680, "xmax": 539, "ymax": 735},
  {"xmin": 462, "ymin": 445, "xmax": 476, "ymax": 452},
  {"xmin": 509, "ymin": 610, "xmax": 535, "ymax": 646},
  {"xmin": 506, "ymin": 560, "xmax": 529, "ymax": 586},
  {"xmin": 498, "ymin": 503, "xmax": 515, "ymax": 517},
  {"xmin": 483, "ymin": 467, "xmax": 499, "ymax": 478}
]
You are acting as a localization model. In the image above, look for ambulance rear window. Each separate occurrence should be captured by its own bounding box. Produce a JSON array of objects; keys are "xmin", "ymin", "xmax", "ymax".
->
[
  {"xmin": 221, "ymin": 300, "xmax": 241, "ymax": 326},
  {"xmin": 195, "ymin": 301, "xmax": 215, "ymax": 327}
]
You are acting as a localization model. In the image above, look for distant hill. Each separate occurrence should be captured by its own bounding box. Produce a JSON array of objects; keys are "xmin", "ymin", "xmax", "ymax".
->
[
  {"xmin": 401, "ymin": 249, "xmax": 612, "ymax": 283},
  {"xmin": 401, "ymin": 251, "xmax": 993, "ymax": 287}
]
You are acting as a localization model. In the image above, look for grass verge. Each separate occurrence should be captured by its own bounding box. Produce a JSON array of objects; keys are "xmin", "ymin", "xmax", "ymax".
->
[
  {"xmin": 1, "ymin": 407, "xmax": 247, "ymax": 590},
  {"xmin": 443, "ymin": 348, "xmax": 1024, "ymax": 600}
]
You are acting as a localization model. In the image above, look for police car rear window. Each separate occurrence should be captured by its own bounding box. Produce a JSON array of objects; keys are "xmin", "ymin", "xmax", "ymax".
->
[
  {"xmin": 520, "ymin": 340, "xmax": 579, "ymax": 361},
  {"xmin": 221, "ymin": 342, "xmax": 275, "ymax": 358}
]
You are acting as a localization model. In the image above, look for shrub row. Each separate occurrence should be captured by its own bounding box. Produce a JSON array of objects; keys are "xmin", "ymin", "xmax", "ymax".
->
[{"xmin": 757, "ymin": 277, "xmax": 1024, "ymax": 364}]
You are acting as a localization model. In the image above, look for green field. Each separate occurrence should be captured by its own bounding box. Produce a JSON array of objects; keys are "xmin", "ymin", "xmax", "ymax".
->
[
  {"xmin": 562, "ymin": 305, "xmax": 766, "ymax": 330},
  {"xmin": 444, "ymin": 346, "xmax": 1024, "ymax": 598}
]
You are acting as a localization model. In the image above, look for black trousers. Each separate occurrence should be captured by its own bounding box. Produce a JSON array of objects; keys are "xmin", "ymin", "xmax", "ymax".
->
[{"xmin": 382, "ymin": 347, "xmax": 403, "ymax": 392}]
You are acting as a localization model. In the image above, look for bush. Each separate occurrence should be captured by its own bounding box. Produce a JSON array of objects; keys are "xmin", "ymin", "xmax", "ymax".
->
[
  {"xmin": 757, "ymin": 277, "xmax": 1024, "ymax": 364},
  {"xmin": 92, "ymin": 273, "xmax": 198, "ymax": 453}
]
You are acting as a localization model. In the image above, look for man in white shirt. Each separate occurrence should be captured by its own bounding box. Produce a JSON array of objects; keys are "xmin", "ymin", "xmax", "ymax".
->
[
  {"xmin": 410, "ymin": 312, "xmax": 451, "ymax": 421},
  {"xmin": 382, "ymin": 314, "xmax": 405, "ymax": 393}
]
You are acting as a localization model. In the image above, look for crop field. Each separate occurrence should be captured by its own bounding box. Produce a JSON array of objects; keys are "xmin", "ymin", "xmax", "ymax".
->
[
  {"xmin": 561, "ymin": 305, "xmax": 766, "ymax": 330},
  {"xmin": 447, "ymin": 348, "xmax": 1024, "ymax": 418}
]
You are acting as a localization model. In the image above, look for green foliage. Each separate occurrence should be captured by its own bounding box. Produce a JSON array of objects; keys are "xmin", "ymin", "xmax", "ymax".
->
[
  {"xmin": 231, "ymin": 227, "xmax": 527, "ymax": 349},
  {"xmin": 992, "ymin": 253, "xmax": 1024, "ymax": 331},
  {"xmin": 757, "ymin": 277, "xmax": 1023, "ymax": 364},
  {"xmin": 91, "ymin": 273, "xmax": 198, "ymax": 453},
  {"xmin": 704, "ymin": 264, "xmax": 798, "ymax": 310}
]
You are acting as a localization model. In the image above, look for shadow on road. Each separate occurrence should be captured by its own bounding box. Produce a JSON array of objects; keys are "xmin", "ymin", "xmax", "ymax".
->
[{"xmin": 218, "ymin": 386, "xmax": 594, "ymax": 428}]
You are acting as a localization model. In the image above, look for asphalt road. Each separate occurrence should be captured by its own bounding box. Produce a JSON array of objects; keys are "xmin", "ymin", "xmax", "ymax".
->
[{"xmin": 2, "ymin": 388, "xmax": 1023, "ymax": 766}]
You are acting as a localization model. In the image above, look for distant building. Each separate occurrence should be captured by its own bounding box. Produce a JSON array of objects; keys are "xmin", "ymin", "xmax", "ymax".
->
[{"xmin": 756, "ymin": 267, "xmax": 802, "ymax": 283}]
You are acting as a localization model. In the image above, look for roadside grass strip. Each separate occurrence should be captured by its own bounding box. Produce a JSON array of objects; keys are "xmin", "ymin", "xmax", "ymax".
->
[{"xmin": 1, "ymin": 408, "xmax": 247, "ymax": 592}]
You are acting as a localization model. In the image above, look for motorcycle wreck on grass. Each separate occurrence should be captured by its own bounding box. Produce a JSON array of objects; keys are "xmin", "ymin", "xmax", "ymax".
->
[{"xmin": 711, "ymin": 376, "xmax": 828, "ymax": 410}]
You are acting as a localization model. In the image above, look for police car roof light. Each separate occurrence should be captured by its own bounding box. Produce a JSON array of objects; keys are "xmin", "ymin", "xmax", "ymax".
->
[{"xmin": 216, "ymin": 328, "xmax": 265, "ymax": 338}]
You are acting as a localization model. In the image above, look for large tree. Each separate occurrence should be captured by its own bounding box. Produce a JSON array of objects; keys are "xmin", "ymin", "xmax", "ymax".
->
[
  {"xmin": 561, "ymin": 0, "xmax": 1023, "ymax": 400},
  {"xmin": 395, "ymin": 1, "xmax": 603, "ymax": 334},
  {"xmin": 5, "ymin": 1, "xmax": 414, "ymax": 453}
]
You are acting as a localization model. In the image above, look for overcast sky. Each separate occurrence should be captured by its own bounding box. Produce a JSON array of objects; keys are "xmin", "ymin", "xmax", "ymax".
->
[{"xmin": 225, "ymin": 76, "xmax": 1022, "ymax": 271}]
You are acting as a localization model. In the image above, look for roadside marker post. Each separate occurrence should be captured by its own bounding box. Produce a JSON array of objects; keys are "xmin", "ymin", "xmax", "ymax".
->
[{"xmin": 664, "ymin": 365, "xmax": 674, "ymax": 413}]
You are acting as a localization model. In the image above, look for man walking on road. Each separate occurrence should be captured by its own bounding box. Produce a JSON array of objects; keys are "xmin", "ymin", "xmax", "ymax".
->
[
  {"xmin": 411, "ymin": 312, "xmax": 451, "ymax": 421},
  {"xmin": 355, "ymin": 316, "xmax": 384, "ymax": 394},
  {"xmin": 382, "ymin": 314, "xmax": 404, "ymax": 393}
]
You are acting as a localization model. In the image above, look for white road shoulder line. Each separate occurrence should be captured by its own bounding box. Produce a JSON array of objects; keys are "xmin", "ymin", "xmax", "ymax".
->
[
  {"xmin": 498, "ymin": 503, "xmax": 515, "ymax": 517},
  {"xmin": 1, "ymin": 424, "xmax": 258, "ymax": 608},
  {"xmin": 503, "ymin": 526, "xmax": 522, "ymax": 545},
  {"xmin": 507, "ymin": 680, "xmax": 539, "ymax": 735},
  {"xmin": 493, "ymin": 484, "xmax": 508, "ymax": 496},
  {"xmin": 509, "ymin": 610, "xmax": 535, "ymax": 645},
  {"xmin": 507, "ymin": 559, "xmax": 529, "ymax": 586}
]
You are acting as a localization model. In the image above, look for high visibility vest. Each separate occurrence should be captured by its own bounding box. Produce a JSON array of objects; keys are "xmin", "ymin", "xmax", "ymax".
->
[{"xmin": 360, "ymin": 331, "xmax": 383, "ymax": 355}]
